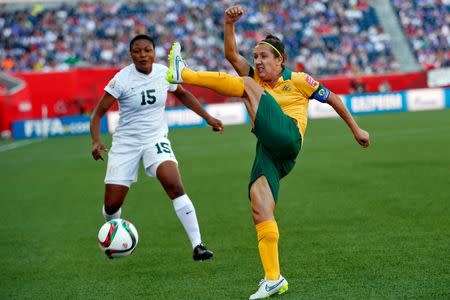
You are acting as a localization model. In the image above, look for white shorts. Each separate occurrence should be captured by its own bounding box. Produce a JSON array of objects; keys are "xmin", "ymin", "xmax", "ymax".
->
[{"xmin": 104, "ymin": 137, "xmax": 178, "ymax": 187}]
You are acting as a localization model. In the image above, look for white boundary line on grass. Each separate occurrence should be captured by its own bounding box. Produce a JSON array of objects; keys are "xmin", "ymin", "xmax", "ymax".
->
[{"xmin": 0, "ymin": 139, "xmax": 42, "ymax": 153}]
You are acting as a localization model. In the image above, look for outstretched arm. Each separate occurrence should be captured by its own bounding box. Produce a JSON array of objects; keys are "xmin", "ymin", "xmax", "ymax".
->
[
  {"xmin": 172, "ymin": 85, "xmax": 224, "ymax": 132},
  {"xmin": 224, "ymin": 5, "xmax": 251, "ymax": 76},
  {"xmin": 327, "ymin": 92, "xmax": 370, "ymax": 148},
  {"xmin": 90, "ymin": 92, "xmax": 116, "ymax": 160}
]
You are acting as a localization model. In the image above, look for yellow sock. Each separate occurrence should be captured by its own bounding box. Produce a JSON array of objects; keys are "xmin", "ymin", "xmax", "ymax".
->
[
  {"xmin": 181, "ymin": 68, "xmax": 245, "ymax": 97},
  {"xmin": 256, "ymin": 220, "xmax": 280, "ymax": 280}
]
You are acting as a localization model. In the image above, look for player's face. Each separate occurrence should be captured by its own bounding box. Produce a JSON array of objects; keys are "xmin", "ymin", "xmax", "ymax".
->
[
  {"xmin": 130, "ymin": 39, "xmax": 155, "ymax": 74},
  {"xmin": 253, "ymin": 44, "xmax": 283, "ymax": 81}
]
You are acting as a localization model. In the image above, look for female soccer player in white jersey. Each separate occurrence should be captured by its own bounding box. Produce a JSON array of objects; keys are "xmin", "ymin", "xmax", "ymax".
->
[{"xmin": 90, "ymin": 34, "xmax": 223, "ymax": 261}]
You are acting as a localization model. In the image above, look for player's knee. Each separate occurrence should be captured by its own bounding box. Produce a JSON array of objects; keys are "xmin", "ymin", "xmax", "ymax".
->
[
  {"xmin": 242, "ymin": 76, "xmax": 253, "ymax": 85},
  {"xmin": 251, "ymin": 203, "xmax": 273, "ymax": 223},
  {"xmin": 252, "ymin": 208, "xmax": 270, "ymax": 224},
  {"xmin": 104, "ymin": 193, "xmax": 125, "ymax": 214},
  {"xmin": 251, "ymin": 205, "xmax": 263, "ymax": 220},
  {"xmin": 164, "ymin": 182, "xmax": 185, "ymax": 199},
  {"xmin": 242, "ymin": 77, "xmax": 258, "ymax": 91},
  {"xmin": 242, "ymin": 76, "xmax": 261, "ymax": 87},
  {"xmin": 242, "ymin": 77, "xmax": 264, "ymax": 99}
]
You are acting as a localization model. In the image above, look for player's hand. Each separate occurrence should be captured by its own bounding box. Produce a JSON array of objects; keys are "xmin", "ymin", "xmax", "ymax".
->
[
  {"xmin": 206, "ymin": 116, "xmax": 224, "ymax": 133},
  {"xmin": 354, "ymin": 128, "xmax": 370, "ymax": 148},
  {"xmin": 92, "ymin": 142, "xmax": 108, "ymax": 161},
  {"xmin": 225, "ymin": 5, "xmax": 244, "ymax": 24}
]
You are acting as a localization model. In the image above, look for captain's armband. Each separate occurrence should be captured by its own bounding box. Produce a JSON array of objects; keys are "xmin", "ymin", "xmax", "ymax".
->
[{"xmin": 310, "ymin": 84, "xmax": 330, "ymax": 103}]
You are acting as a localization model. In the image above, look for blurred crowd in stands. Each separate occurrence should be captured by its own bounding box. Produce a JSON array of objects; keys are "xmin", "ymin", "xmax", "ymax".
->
[
  {"xmin": 0, "ymin": 0, "xmax": 447, "ymax": 76},
  {"xmin": 393, "ymin": 0, "xmax": 450, "ymax": 70}
]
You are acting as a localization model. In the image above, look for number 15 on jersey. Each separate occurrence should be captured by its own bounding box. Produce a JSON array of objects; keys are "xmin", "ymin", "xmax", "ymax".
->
[{"xmin": 141, "ymin": 89, "xmax": 156, "ymax": 105}]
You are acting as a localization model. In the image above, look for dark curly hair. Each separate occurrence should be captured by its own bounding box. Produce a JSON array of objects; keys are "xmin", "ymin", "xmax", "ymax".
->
[{"xmin": 129, "ymin": 34, "xmax": 155, "ymax": 52}]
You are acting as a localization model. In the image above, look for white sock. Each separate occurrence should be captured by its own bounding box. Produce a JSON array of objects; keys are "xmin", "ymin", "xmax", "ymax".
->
[
  {"xmin": 102, "ymin": 205, "xmax": 122, "ymax": 221},
  {"xmin": 172, "ymin": 194, "xmax": 202, "ymax": 248}
]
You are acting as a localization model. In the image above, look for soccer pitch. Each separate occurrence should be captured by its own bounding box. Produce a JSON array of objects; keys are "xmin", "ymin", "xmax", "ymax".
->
[{"xmin": 1, "ymin": 110, "xmax": 449, "ymax": 299}]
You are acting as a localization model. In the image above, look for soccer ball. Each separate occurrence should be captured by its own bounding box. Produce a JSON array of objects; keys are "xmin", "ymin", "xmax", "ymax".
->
[{"xmin": 98, "ymin": 218, "xmax": 139, "ymax": 259}]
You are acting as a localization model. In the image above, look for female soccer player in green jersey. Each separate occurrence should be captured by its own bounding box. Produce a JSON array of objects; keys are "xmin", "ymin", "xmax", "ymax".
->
[{"xmin": 167, "ymin": 6, "xmax": 370, "ymax": 298}]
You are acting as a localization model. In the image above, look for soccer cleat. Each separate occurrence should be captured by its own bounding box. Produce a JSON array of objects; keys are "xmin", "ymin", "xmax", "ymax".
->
[
  {"xmin": 193, "ymin": 243, "xmax": 213, "ymax": 261},
  {"xmin": 167, "ymin": 42, "xmax": 186, "ymax": 84},
  {"xmin": 249, "ymin": 275, "xmax": 288, "ymax": 299}
]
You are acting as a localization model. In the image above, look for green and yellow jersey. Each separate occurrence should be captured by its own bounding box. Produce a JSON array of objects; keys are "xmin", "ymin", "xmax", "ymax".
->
[{"xmin": 250, "ymin": 67, "xmax": 330, "ymax": 137}]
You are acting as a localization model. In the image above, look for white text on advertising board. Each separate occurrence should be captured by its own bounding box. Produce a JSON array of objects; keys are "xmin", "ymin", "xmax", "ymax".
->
[
  {"xmin": 351, "ymin": 94, "xmax": 403, "ymax": 113},
  {"xmin": 24, "ymin": 119, "xmax": 90, "ymax": 137}
]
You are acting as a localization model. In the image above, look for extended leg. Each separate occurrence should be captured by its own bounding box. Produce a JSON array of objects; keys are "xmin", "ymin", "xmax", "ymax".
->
[{"xmin": 167, "ymin": 42, "xmax": 265, "ymax": 126}]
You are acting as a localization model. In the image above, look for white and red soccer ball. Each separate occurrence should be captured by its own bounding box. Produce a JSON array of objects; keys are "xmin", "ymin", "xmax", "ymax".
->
[{"xmin": 98, "ymin": 218, "xmax": 138, "ymax": 259}]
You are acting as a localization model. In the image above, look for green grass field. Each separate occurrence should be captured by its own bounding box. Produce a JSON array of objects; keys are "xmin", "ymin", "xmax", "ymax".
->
[{"xmin": 1, "ymin": 110, "xmax": 449, "ymax": 299}]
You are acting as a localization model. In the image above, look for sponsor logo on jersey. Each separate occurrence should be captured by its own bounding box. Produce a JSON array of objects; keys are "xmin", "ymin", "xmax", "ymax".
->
[
  {"xmin": 305, "ymin": 75, "xmax": 317, "ymax": 88},
  {"xmin": 282, "ymin": 85, "xmax": 292, "ymax": 91}
]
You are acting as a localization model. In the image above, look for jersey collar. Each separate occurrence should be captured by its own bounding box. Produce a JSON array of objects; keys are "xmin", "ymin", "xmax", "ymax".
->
[
  {"xmin": 282, "ymin": 67, "xmax": 292, "ymax": 81},
  {"xmin": 132, "ymin": 64, "xmax": 153, "ymax": 77},
  {"xmin": 272, "ymin": 68, "xmax": 292, "ymax": 86}
]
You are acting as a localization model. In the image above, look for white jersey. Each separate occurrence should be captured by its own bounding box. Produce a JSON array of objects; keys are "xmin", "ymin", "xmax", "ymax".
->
[{"xmin": 104, "ymin": 63, "xmax": 178, "ymax": 144}]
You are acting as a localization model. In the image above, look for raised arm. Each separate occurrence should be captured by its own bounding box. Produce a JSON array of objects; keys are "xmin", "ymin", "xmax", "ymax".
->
[
  {"xmin": 327, "ymin": 92, "xmax": 370, "ymax": 148},
  {"xmin": 172, "ymin": 85, "xmax": 224, "ymax": 132},
  {"xmin": 90, "ymin": 92, "xmax": 116, "ymax": 160},
  {"xmin": 224, "ymin": 5, "xmax": 251, "ymax": 76}
]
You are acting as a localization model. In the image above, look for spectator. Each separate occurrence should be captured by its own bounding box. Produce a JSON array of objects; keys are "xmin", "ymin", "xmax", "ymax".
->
[
  {"xmin": 393, "ymin": 0, "xmax": 450, "ymax": 70},
  {"xmin": 350, "ymin": 78, "xmax": 366, "ymax": 94},
  {"xmin": 1, "ymin": 56, "xmax": 15, "ymax": 71},
  {"xmin": 0, "ymin": 1, "xmax": 399, "ymax": 76},
  {"xmin": 378, "ymin": 80, "xmax": 391, "ymax": 93}
]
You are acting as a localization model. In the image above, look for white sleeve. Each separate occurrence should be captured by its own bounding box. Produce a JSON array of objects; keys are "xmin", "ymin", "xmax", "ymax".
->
[{"xmin": 104, "ymin": 75, "xmax": 125, "ymax": 99}]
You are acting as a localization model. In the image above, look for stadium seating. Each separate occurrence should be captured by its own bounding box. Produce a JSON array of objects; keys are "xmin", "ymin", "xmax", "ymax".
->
[
  {"xmin": 392, "ymin": 0, "xmax": 450, "ymax": 70},
  {"xmin": 0, "ymin": 1, "xmax": 399, "ymax": 76}
]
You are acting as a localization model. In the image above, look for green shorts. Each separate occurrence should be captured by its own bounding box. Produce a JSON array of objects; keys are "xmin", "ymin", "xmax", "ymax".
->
[{"xmin": 249, "ymin": 91, "xmax": 302, "ymax": 202}]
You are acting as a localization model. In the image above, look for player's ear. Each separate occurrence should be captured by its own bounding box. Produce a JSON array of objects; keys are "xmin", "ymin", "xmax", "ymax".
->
[{"xmin": 276, "ymin": 55, "xmax": 283, "ymax": 67}]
